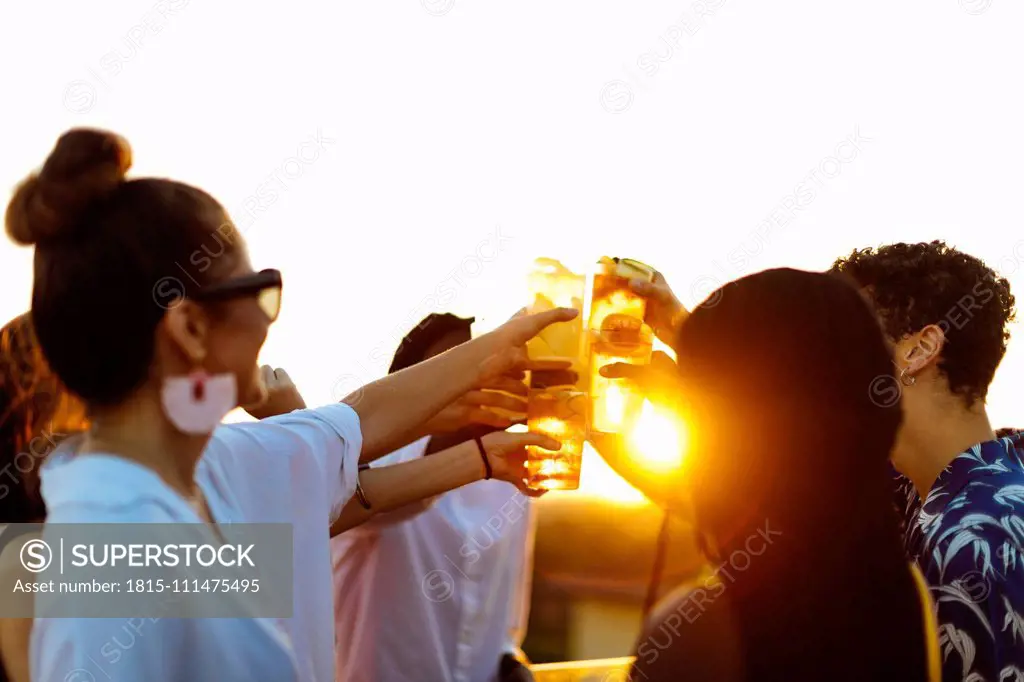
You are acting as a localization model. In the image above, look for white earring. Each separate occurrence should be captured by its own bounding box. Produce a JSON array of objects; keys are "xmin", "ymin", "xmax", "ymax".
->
[{"xmin": 161, "ymin": 371, "xmax": 237, "ymax": 435}]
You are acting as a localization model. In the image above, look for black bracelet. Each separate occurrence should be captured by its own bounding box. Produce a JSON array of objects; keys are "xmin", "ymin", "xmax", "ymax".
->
[
  {"xmin": 355, "ymin": 463, "xmax": 372, "ymax": 510},
  {"xmin": 474, "ymin": 436, "xmax": 492, "ymax": 480}
]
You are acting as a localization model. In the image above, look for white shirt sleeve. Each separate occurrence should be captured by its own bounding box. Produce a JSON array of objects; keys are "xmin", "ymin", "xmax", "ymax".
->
[{"xmin": 208, "ymin": 403, "xmax": 363, "ymax": 524}]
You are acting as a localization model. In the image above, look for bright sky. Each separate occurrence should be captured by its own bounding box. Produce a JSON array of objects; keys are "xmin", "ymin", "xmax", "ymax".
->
[{"xmin": 1, "ymin": 1, "xmax": 1022, "ymax": 501}]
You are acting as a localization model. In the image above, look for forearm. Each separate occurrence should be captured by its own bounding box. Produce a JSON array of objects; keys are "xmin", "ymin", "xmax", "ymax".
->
[
  {"xmin": 385, "ymin": 410, "xmax": 518, "ymax": 457},
  {"xmin": 343, "ymin": 336, "xmax": 495, "ymax": 462},
  {"xmin": 590, "ymin": 435, "xmax": 673, "ymax": 508},
  {"xmin": 330, "ymin": 440, "xmax": 485, "ymax": 535}
]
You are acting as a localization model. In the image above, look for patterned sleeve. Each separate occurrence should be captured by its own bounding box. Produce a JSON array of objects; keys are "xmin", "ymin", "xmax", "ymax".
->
[
  {"xmin": 927, "ymin": 508, "xmax": 1024, "ymax": 681},
  {"xmin": 892, "ymin": 466, "xmax": 922, "ymax": 559}
]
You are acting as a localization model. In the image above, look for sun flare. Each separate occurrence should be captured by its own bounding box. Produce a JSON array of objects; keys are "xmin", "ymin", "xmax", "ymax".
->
[
  {"xmin": 628, "ymin": 400, "xmax": 685, "ymax": 473},
  {"xmin": 576, "ymin": 400, "xmax": 686, "ymax": 504}
]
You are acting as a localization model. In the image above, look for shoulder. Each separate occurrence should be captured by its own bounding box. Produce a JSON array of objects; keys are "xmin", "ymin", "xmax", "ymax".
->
[
  {"xmin": 48, "ymin": 500, "xmax": 179, "ymax": 524},
  {"xmin": 41, "ymin": 454, "xmax": 185, "ymax": 522},
  {"xmin": 927, "ymin": 479, "xmax": 1024, "ymax": 573},
  {"xmin": 632, "ymin": 575, "xmax": 744, "ymax": 682},
  {"xmin": 921, "ymin": 487, "xmax": 1024, "ymax": 614}
]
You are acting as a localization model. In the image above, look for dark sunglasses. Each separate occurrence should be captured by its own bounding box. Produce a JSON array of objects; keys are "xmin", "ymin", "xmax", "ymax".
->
[{"xmin": 192, "ymin": 268, "xmax": 283, "ymax": 322}]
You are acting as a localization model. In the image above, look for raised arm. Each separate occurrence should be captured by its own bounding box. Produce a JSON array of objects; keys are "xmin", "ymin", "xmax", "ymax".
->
[
  {"xmin": 588, "ymin": 432, "xmax": 678, "ymax": 509},
  {"xmin": 589, "ymin": 350, "xmax": 686, "ymax": 509},
  {"xmin": 342, "ymin": 307, "xmax": 577, "ymax": 463},
  {"xmin": 330, "ymin": 430, "xmax": 556, "ymax": 535}
]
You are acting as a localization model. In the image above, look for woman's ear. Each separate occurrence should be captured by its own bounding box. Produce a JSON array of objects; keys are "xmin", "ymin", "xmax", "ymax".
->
[{"xmin": 160, "ymin": 301, "xmax": 210, "ymax": 367}]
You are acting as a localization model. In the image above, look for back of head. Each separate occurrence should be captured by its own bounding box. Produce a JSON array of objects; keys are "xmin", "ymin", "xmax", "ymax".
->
[
  {"xmin": 676, "ymin": 268, "xmax": 901, "ymax": 543},
  {"xmin": 388, "ymin": 313, "xmax": 475, "ymax": 374},
  {"xmin": 831, "ymin": 240, "xmax": 1015, "ymax": 406},
  {"xmin": 673, "ymin": 269, "xmax": 927, "ymax": 681},
  {"xmin": 0, "ymin": 314, "xmax": 86, "ymax": 522},
  {"xmin": 5, "ymin": 128, "xmax": 240, "ymax": 409}
]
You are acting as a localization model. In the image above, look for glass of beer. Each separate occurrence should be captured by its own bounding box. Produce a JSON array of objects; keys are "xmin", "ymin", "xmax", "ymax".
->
[
  {"xmin": 587, "ymin": 257, "xmax": 656, "ymax": 433},
  {"xmin": 590, "ymin": 320, "xmax": 654, "ymax": 434},
  {"xmin": 526, "ymin": 258, "xmax": 586, "ymax": 370},
  {"xmin": 526, "ymin": 369, "xmax": 588, "ymax": 490}
]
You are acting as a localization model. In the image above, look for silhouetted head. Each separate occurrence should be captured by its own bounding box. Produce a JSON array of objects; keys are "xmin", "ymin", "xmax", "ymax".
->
[
  {"xmin": 675, "ymin": 268, "xmax": 902, "ymax": 555},
  {"xmin": 668, "ymin": 268, "xmax": 926, "ymax": 682},
  {"xmin": 831, "ymin": 241, "xmax": 1015, "ymax": 469},
  {"xmin": 388, "ymin": 313, "xmax": 475, "ymax": 374},
  {"xmin": 5, "ymin": 128, "xmax": 282, "ymax": 424}
]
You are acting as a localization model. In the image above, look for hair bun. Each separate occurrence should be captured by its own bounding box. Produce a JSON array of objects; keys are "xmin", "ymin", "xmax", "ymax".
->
[{"xmin": 5, "ymin": 128, "xmax": 132, "ymax": 246}]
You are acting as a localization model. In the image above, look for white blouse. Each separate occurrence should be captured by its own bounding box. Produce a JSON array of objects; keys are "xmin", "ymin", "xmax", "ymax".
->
[{"xmin": 32, "ymin": 403, "xmax": 362, "ymax": 682}]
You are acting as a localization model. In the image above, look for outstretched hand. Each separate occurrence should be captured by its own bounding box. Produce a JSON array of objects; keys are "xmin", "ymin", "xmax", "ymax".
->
[
  {"xmin": 599, "ymin": 350, "xmax": 681, "ymax": 409},
  {"xmin": 424, "ymin": 381, "xmax": 528, "ymax": 434},
  {"xmin": 476, "ymin": 307, "xmax": 580, "ymax": 384},
  {"xmin": 481, "ymin": 430, "xmax": 560, "ymax": 498}
]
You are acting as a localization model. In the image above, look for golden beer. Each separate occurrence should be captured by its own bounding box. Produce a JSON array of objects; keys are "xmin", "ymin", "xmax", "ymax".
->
[
  {"xmin": 588, "ymin": 257, "xmax": 655, "ymax": 433},
  {"xmin": 526, "ymin": 370, "xmax": 588, "ymax": 490}
]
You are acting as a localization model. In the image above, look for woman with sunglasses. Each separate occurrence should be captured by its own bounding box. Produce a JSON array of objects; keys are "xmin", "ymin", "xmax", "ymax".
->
[{"xmin": 5, "ymin": 128, "xmax": 571, "ymax": 682}]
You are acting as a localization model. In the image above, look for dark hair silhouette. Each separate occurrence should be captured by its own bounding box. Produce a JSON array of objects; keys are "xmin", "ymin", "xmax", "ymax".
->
[
  {"xmin": 633, "ymin": 269, "xmax": 929, "ymax": 682},
  {"xmin": 388, "ymin": 314, "xmax": 485, "ymax": 454},
  {"xmin": 832, "ymin": 240, "xmax": 1015, "ymax": 405},
  {"xmin": 388, "ymin": 313, "xmax": 475, "ymax": 374},
  {"xmin": 5, "ymin": 128, "xmax": 240, "ymax": 408},
  {"xmin": 0, "ymin": 314, "xmax": 86, "ymax": 523}
]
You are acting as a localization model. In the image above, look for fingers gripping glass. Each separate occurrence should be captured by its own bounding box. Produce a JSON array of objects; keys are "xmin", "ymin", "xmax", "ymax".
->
[
  {"xmin": 612, "ymin": 257, "xmax": 656, "ymax": 282},
  {"xmin": 192, "ymin": 269, "xmax": 283, "ymax": 322}
]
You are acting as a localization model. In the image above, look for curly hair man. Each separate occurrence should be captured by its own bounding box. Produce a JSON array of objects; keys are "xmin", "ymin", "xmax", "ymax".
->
[{"xmin": 831, "ymin": 241, "xmax": 1021, "ymax": 682}]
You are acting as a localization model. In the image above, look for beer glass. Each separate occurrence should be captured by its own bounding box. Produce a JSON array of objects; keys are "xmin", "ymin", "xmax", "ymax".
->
[
  {"xmin": 526, "ymin": 258, "xmax": 586, "ymax": 375},
  {"xmin": 526, "ymin": 369, "xmax": 588, "ymax": 490},
  {"xmin": 587, "ymin": 257, "xmax": 655, "ymax": 433}
]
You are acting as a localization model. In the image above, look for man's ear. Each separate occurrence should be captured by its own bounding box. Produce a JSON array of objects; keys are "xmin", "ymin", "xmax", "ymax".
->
[{"xmin": 900, "ymin": 324, "xmax": 946, "ymax": 377}]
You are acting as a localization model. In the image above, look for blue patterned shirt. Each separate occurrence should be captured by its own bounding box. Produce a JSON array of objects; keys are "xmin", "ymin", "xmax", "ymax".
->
[{"xmin": 899, "ymin": 433, "xmax": 1024, "ymax": 682}]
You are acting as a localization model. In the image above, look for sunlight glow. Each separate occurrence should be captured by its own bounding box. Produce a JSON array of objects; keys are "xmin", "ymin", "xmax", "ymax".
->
[
  {"xmin": 532, "ymin": 418, "xmax": 569, "ymax": 436},
  {"xmin": 627, "ymin": 400, "xmax": 685, "ymax": 473},
  {"xmin": 598, "ymin": 381, "xmax": 628, "ymax": 431},
  {"xmin": 576, "ymin": 443, "xmax": 648, "ymax": 505},
  {"xmin": 575, "ymin": 400, "xmax": 686, "ymax": 505}
]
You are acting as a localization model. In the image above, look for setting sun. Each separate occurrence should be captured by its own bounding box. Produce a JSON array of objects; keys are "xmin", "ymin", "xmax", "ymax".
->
[
  {"xmin": 575, "ymin": 400, "xmax": 686, "ymax": 505},
  {"xmin": 628, "ymin": 400, "xmax": 685, "ymax": 473}
]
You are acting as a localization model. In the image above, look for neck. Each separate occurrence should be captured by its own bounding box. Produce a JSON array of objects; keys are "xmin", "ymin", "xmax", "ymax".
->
[
  {"xmin": 82, "ymin": 389, "xmax": 210, "ymax": 503},
  {"xmin": 897, "ymin": 395, "xmax": 994, "ymax": 499}
]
